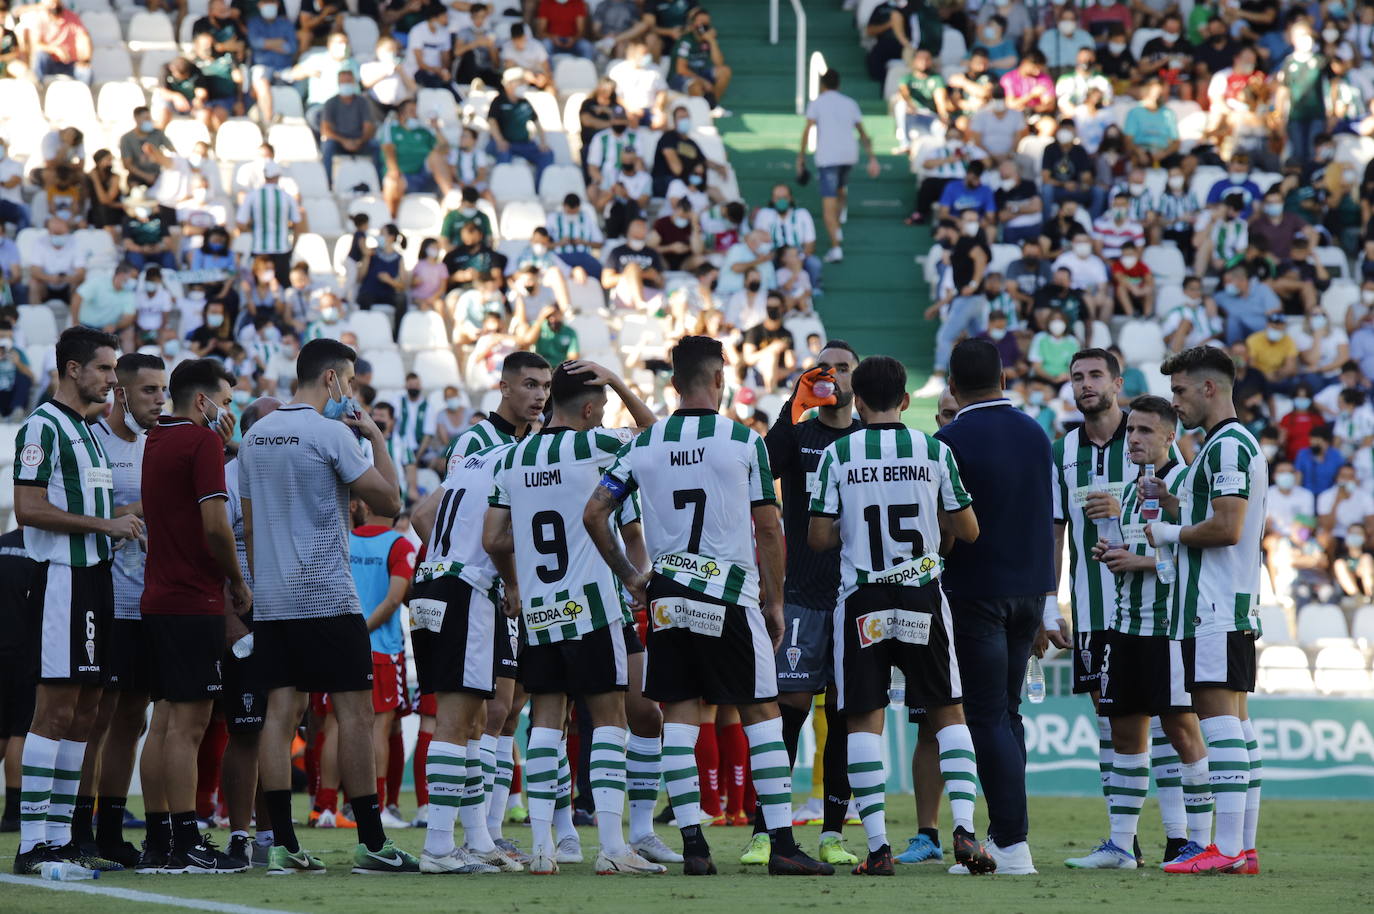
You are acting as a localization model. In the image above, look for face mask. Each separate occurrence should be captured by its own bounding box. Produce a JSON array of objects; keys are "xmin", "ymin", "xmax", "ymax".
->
[
  {"xmin": 963, "ymin": 221, "xmax": 980, "ymax": 236},
  {"xmin": 1058, "ymin": 20, "xmax": 1077, "ymax": 35},
  {"xmin": 50, "ymin": 234, "xmax": 68, "ymax": 248},
  {"xmin": 1128, "ymin": 182, "xmax": 1145, "ymax": 196},
  {"xmin": 1121, "ymin": 254, "xmax": 1138, "ymax": 268},
  {"xmin": 512, "ymin": 85, "xmax": 527, "ymax": 100},
  {"xmin": 330, "ymin": 44, "xmax": 348, "ymax": 60},
  {"xmin": 1161, "ymin": 31, "xmax": 1178, "ymax": 43},
  {"xmin": 1049, "ymin": 319, "xmax": 1067, "ymax": 336},
  {"xmin": 263, "ymin": 325, "xmax": 282, "ymax": 343},
  {"xmin": 627, "ymin": 238, "xmax": 645, "ymax": 251},
  {"xmin": 1056, "ymin": 128, "xmax": 1073, "ymax": 144},
  {"xmin": 139, "ymin": 119, "xmax": 154, "ymax": 133},
  {"xmin": 406, "ymin": 117, "xmax": 422, "ymax": 130},
  {"xmin": 989, "ymin": 100, "xmax": 1006, "ymax": 113},
  {"xmin": 445, "ymin": 396, "xmax": 463, "ymax": 410},
  {"xmin": 746, "ymin": 279, "xmax": 762, "ymax": 292},
  {"xmin": 1258, "ymin": 201, "xmax": 1285, "ymax": 218},
  {"xmin": 672, "ymin": 216, "xmax": 689, "ymax": 228},
  {"xmin": 0, "ymin": 144, "xmax": 6, "ymax": 160},
  {"xmin": 232, "ymin": 389, "xmax": 251, "ymax": 406},
  {"xmin": 989, "ymin": 326, "xmax": 1007, "ymax": 341},
  {"xmin": 1261, "ymin": 443, "xmax": 1279, "ymax": 460},
  {"xmin": 1073, "ymin": 242, "xmax": 1092, "ymax": 257},
  {"xmin": 206, "ymin": 313, "xmax": 225, "ymax": 328},
  {"xmin": 260, "ymin": 2, "xmax": 278, "ymax": 18},
  {"xmin": 1294, "ymin": 35, "xmax": 1315, "ymax": 55},
  {"xmin": 1364, "ymin": 289, "xmax": 1374, "ymax": 305},
  {"xmin": 324, "ymin": 375, "xmax": 357, "ymax": 420},
  {"xmin": 689, "ymin": 174, "xmax": 703, "ymax": 186},
  {"xmin": 163, "ymin": 339, "xmax": 181, "ymax": 357},
  {"xmin": 1223, "ymin": 282, "xmax": 1240, "ymax": 296},
  {"xmin": 1324, "ymin": 27, "xmax": 1340, "ymax": 43},
  {"xmin": 1294, "ymin": 395, "xmax": 1312, "ymax": 410},
  {"xmin": 1108, "ymin": 41, "xmax": 1126, "ymax": 54},
  {"xmin": 529, "ymin": 243, "xmax": 547, "ymax": 257},
  {"xmin": 676, "ymin": 117, "xmax": 691, "ymax": 132},
  {"xmin": 1312, "ymin": 440, "xmax": 1327, "ymax": 453},
  {"xmin": 339, "ymin": 82, "xmax": 358, "ymax": 96},
  {"xmin": 1312, "ymin": 314, "xmax": 1328, "ymax": 330},
  {"xmin": 1029, "ymin": 389, "xmax": 1046, "ymax": 405},
  {"xmin": 1266, "ymin": 326, "xmax": 1285, "ymax": 342},
  {"xmin": 1276, "ymin": 471, "xmax": 1296, "ymax": 490},
  {"xmin": 983, "ymin": 26, "xmax": 999, "ymax": 40},
  {"xmin": 1099, "ymin": 0, "xmax": 1116, "ymax": 6},
  {"xmin": 1350, "ymin": 534, "xmax": 1367, "ymax": 549},
  {"xmin": 407, "ymin": 387, "xmax": 421, "ymax": 400},
  {"xmin": 773, "ymin": 197, "xmax": 791, "ymax": 212},
  {"xmin": 1113, "ymin": 206, "xmax": 1127, "ymax": 220},
  {"xmin": 321, "ymin": 307, "xmax": 339, "ymax": 322},
  {"xmin": 620, "ymin": 163, "xmax": 636, "ymax": 175}
]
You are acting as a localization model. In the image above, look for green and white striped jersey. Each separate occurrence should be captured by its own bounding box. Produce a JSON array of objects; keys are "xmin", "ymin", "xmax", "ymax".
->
[
  {"xmin": 234, "ymin": 185, "xmax": 300, "ymax": 255},
  {"xmin": 12, "ymin": 401, "xmax": 113, "ymax": 566},
  {"xmin": 396, "ymin": 396, "xmax": 432, "ymax": 453},
  {"xmin": 491, "ymin": 427, "xmax": 639, "ymax": 645},
  {"xmin": 1112, "ymin": 461, "xmax": 1187, "ymax": 638},
  {"xmin": 416, "ymin": 444, "xmax": 514, "ymax": 598},
  {"xmin": 545, "ymin": 209, "xmax": 603, "ymax": 254},
  {"xmin": 603, "ymin": 409, "xmax": 775, "ymax": 607},
  {"xmin": 1171, "ymin": 419, "xmax": 1266, "ymax": 639},
  {"xmin": 443, "ymin": 415, "xmax": 518, "ymax": 470},
  {"xmin": 809, "ymin": 424, "xmax": 971, "ymax": 604},
  {"xmin": 1051, "ymin": 417, "xmax": 1133, "ymax": 634}
]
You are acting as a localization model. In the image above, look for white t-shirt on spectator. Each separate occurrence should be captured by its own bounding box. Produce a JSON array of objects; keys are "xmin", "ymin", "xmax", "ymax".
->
[
  {"xmin": 968, "ymin": 108, "xmax": 1025, "ymax": 158},
  {"xmin": 150, "ymin": 155, "xmax": 195, "ymax": 208},
  {"xmin": 804, "ymin": 90, "xmax": 862, "ymax": 168},
  {"xmin": 40, "ymin": 130, "xmax": 84, "ymax": 165},
  {"xmin": 501, "ymin": 39, "xmax": 549, "ymax": 73},
  {"xmin": 1316, "ymin": 485, "xmax": 1374, "ymax": 532},
  {"xmin": 753, "ymin": 207, "xmax": 816, "ymax": 249},
  {"xmin": 407, "ymin": 21, "xmax": 451, "ymax": 75},
  {"xmin": 1161, "ymin": 303, "xmax": 1222, "ymax": 348},
  {"xmin": 0, "ymin": 157, "xmax": 23, "ymax": 206},
  {"xmin": 664, "ymin": 178, "xmax": 708, "ymax": 214},
  {"xmin": 31, "ymin": 237, "xmax": 88, "ymax": 286},
  {"xmin": 1289, "ymin": 327, "xmax": 1350, "ymax": 371},
  {"xmin": 134, "ymin": 284, "xmax": 175, "ymax": 333},
  {"xmin": 1266, "ymin": 483, "xmax": 1316, "ymax": 535},
  {"xmin": 1051, "ymin": 250, "xmax": 1110, "ymax": 289},
  {"xmin": 607, "ymin": 59, "xmax": 666, "ymax": 112},
  {"xmin": 361, "ymin": 59, "xmax": 412, "ymax": 107},
  {"xmin": 724, "ymin": 288, "xmax": 767, "ymax": 331}
]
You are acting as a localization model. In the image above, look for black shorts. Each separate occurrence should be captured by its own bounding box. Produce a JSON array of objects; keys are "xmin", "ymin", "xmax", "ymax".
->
[
  {"xmin": 495, "ymin": 613, "xmax": 522, "ymax": 680},
  {"xmin": 220, "ymin": 642, "xmax": 268, "ymax": 734},
  {"xmin": 834, "ymin": 582, "xmax": 961, "ymax": 715},
  {"xmin": 776, "ymin": 602, "xmax": 832, "ymax": 694},
  {"xmin": 1181, "ymin": 630, "xmax": 1258, "ymax": 693},
  {"xmin": 1072, "ymin": 629, "xmax": 1107, "ymax": 695},
  {"xmin": 520, "ymin": 622, "xmax": 628, "ymax": 696},
  {"xmin": 0, "ymin": 660, "xmax": 36, "ymax": 737},
  {"xmin": 623, "ymin": 619, "xmax": 644, "ymax": 656},
  {"xmin": 104, "ymin": 618, "xmax": 150, "ymax": 691},
  {"xmin": 33, "ymin": 561, "xmax": 113, "ymax": 684},
  {"xmin": 411, "ymin": 576, "xmax": 497, "ymax": 698},
  {"xmin": 642, "ymin": 574, "xmax": 777, "ymax": 706},
  {"xmin": 144, "ymin": 614, "xmax": 226, "ymax": 703},
  {"xmin": 1097, "ymin": 631, "xmax": 1192, "ymax": 717},
  {"xmin": 255, "ymin": 613, "xmax": 374, "ymax": 694}
]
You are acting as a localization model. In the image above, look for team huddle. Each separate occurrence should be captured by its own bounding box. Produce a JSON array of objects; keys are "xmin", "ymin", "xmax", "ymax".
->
[{"xmin": 6, "ymin": 325, "xmax": 1264, "ymax": 880}]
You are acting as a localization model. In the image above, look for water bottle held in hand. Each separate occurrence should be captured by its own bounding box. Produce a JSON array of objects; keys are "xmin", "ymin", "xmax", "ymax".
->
[
  {"xmin": 812, "ymin": 379, "xmax": 834, "ymax": 400},
  {"xmin": 231, "ymin": 632, "xmax": 254, "ymax": 659},
  {"xmin": 40, "ymin": 861, "xmax": 99, "ymax": 881},
  {"xmin": 1155, "ymin": 544, "xmax": 1177, "ymax": 585},
  {"xmin": 1093, "ymin": 473, "xmax": 1125, "ymax": 549},
  {"xmin": 1140, "ymin": 463, "xmax": 1160, "ymax": 522},
  {"xmin": 1025, "ymin": 655, "xmax": 1046, "ymax": 704},
  {"xmin": 889, "ymin": 666, "xmax": 906, "ymax": 705}
]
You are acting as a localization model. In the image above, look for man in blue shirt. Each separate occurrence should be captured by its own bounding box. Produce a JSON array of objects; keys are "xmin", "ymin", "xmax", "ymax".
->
[
  {"xmin": 936, "ymin": 161, "xmax": 997, "ymax": 226},
  {"xmin": 1214, "ymin": 264, "xmax": 1281, "ymax": 343},
  {"xmin": 934, "ymin": 338, "xmax": 1055, "ymax": 876},
  {"xmin": 1293, "ymin": 426, "xmax": 1345, "ymax": 497},
  {"xmin": 1204, "ymin": 152, "xmax": 1263, "ymax": 219},
  {"xmin": 247, "ymin": 2, "xmax": 299, "ymax": 126}
]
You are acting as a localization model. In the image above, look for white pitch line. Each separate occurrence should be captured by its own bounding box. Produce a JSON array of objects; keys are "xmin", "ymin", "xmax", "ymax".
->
[{"xmin": 0, "ymin": 873, "xmax": 301, "ymax": 914}]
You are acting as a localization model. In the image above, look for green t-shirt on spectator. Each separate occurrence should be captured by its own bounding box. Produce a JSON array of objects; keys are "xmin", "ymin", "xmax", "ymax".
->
[
  {"xmin": 902, "ymin": 72, "xmax": 945, "ymax": 114},
  {"xmin": 383, "ymin": 121, "xmax": 437, "ymax": 175},
  {"xmin": 535, "ymin": 321, "xmax": 580, "ymax": 365},
  {"xmin": 440, "ymin": 208, "xmax": 493, "ymax": 245},
  {"xmin": 1279, "ymin": 53, "xmax": 1327, "ymax": 121},
  {"xmin": 489, "ymin": 96, "xmax": 536, "ymax": 144},
  {"xmin": 672, "ymin": 35, "xmax": 711, "ymax": 74},
  {"xmin": 1029, "ymin": 332, "xmax": 1079, "ymax": 378},
  {"xmin": 196, "ymin": 52, "xmax": 238, "ymax": 99}
]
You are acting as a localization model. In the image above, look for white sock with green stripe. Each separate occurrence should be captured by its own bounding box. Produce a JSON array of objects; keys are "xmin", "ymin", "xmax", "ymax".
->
[
  {"xmin": 487, "ymin": 735, "xmax": 515, "ymax": 840},
  {"xmin": 1181, "ymin": 757, "xmax": 1214, "ymax": 846},
  {"xmin": 462, "ymin": 739, "xmax": 496, "ymax": 852},
  {"xmin": 46, "ymin": 740, "xmax": 84, "ymax": 848},
  {"xmin": 847, "ymin": 731, "xmax": 886, "ymax": 852},
  {"xmin": 626, "ymin": 734, "xmax": 661, "ymax": 843},
  {"xmin": 1109, "ymin": 751, "xmax": 1149, "ymax": 852},
  {"xmin": 661, "ymin": 723, "xmax": 701, "ymax": 831},
  {"xmin": 744, "ymin": 718, "xmax": 792, "ymax": 831},
  {"xmin": 590, "ymin": 726, "xmax": 629, "ymax": 854},
  {"xmin": 935, "ymin": 725, "xmax": 978, "ymax": 833},
  {"xmin": 554, "ymin": 739, "xmax": 576, "ymax": 843},
  {"xmin": 18, "ymin": 733, "xmax": 58, "ymax": 853},
  {"xmin": 1200, "ymin": 715, "xmax": 1248, "ymax": 857},
  {"xmin": 479, "ymin": 733, "xmax": 498, "ymax": 818},
  {"xmin": 1241, "ymin": 718, "xmax": 1261, "ymax": 851},
  {"xmin": 526, "ymin": 727, "xmax": 562, "ymax": 853},
  {"xmin": 1096, "ymin": 716, "xmax": 1113, "ymax": 814},
  {"xmin": 1151, "ymin": 719, "xmax": 1186, "ymax": 839},
  {"xmin": 423, "ymin": 740, "xmax": 465, "ymax": 857}
]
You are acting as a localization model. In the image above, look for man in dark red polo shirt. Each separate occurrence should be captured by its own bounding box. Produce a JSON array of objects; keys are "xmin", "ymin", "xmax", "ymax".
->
[{"xmin": 137, "ymin": 357, "xmax": 251, "ymax": 875}]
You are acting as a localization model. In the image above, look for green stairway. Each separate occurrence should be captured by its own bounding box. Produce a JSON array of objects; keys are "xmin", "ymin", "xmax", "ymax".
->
[{"xmin": 709, "ymin": 1, "xmax": 938, "ymax": 428}]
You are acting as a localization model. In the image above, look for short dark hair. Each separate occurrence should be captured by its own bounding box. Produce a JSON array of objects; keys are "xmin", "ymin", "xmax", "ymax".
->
[
  {"xmin": 169, "ymin": 357, "xmax": 235, "ymax": 408},
  {"xmin": 1128, "ymin": 395, "xmax": 1176, "ymax": 426},
  {"xmin": 115, "ymin": 352, "xmax": 165, "ymax": 384},
  {"xmin": 549, "ymin": 361, "xmax": 604, "ymax": 409},
  {"xmin": 55, "ymin": 326, "xmax": 118, "ymax": 376},
  {"xmin": 373, "ymin": 401, "xmax": 396, "ymax": 419},
  {"xmin": 1311, "ymin": 424, "xmax": 1334, "ymax": 443},
  {"xmin": 671, "ymin": 335, "xmax": 725, "ymax": 393},
  {"xmin": 297, "ymin": 337, "xmax": 357, "ymax": 385},
  {"xmin": 818, "ymin": 338, "xmax": 858, "ymax": 363},
  {"xmin": 1070, "ymin": 347, "xmax": 1121, "ymax": 379},
  {"xmin": 501, "ymin": 350, "xmax": 551, "ymax": 378},
  {"xmin": 820, "ymin": 69, "xmax": 840, "ymax": 90},
  {"xmin": 949, "ymin": 339, "xmax": 1003, "ymax": 394},
  {"xmin": 1160, "ymin": 345, "xmax": 1235, "ymax": 384},
  {"xmin": 851, "ymin": 356, "xmax": 907, "ymax": 413}
]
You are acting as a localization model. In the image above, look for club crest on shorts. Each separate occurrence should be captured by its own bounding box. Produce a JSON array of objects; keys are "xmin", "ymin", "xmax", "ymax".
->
[
  {"xmin": 786, "ymin": 646, "xmax": 802, "ymax": 671},
  {"xmin": 242, "ymin": 692, "xmax": 254, "ymax": 713},
  {"xmin": 85, "ymin": 638, "xmax": 96, "ymax": 666},
  {"xmin": 1080, "ymin": 649, "xmax": 1094, "ymax": 674}
]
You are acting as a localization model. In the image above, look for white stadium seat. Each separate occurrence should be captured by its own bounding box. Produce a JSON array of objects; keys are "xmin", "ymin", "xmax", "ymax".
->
[
  {"xmin": 214, "ymin": 119, "xmax": 265, "ymax": 162},
  {"xmin": 334, "ymin": 158, "xmax": 382, "ymax": 195},
  {"xmin": 91, "ymin": 46, "xmax": 135, "ymax": 84},
  {"xmin": 267, "ymin": 123, "xmax": 319, "ymax": 162},
  {"xmin": 397, "ymin": 310, "xmax": 448, "ymax": 352},
  {"xmin": 164, "ymin": 119, "xmax": 212, "ymax": 157},
  {"xmin": 490, "ymin": 162, "xmax": 537, "ymax": 205},
  {"xmin": 363, "ymin": 348, "xmax": 406, "ymax": 389},
  {"xmin": 1257, "ymin": 645, "xmax": 1315, "ymax": 694},
  {"xmin": 74, "ymin": 229, "xmax": 117, "ymax": 269},
  {"xmin": 1117, "ymin": 320, "xmax": 1166, "ymax": 364},
  {"xmin": 538, "ymin": 163, "xmax": 585, "ymax": 207},
  {"xmin": 292, "ymin": 232, "xmax": 334, "ymax": 276},
  {"xmin": 497, "ymin": 200, "xmax": 545, "ymax": 240},
  {"xmin": 303, "ymin": 197, "xmax": 345, "ymax": 237},
  {"xmin": 1255, "ymin": 604, "xmax": 1294, "ymax": 647},
  {"xmin": 44, "ymin": 79, "xmax": 97, "ymax": 125},
  {"xmin": 1142, "ymin": 245, "xmax": 1186, "ymax": 285},
  {"xmin": 136, "ymin": 49, "xmax": 178, "ymax": 89},
  {"xmin": 126, "ymin": 11, "xmax": 176, "ymax": 51},
  {"xmin": 397, "ymin": 195, "xmax": 444, "ymax": 237},
  {"xmin": 16, "ymin": 305, "xmax": 58, "ymax": 348},
  {"xmin": 84, "ymin": 10, "xmax": 124, "ymax": 47},
  {"xmin": 1353, "ymin": 605, "xmax": 1374, "ymax": 647},
  {"xmin": 416, "ymin": 88, "xmax": 459, "ymax": 128},
  {"xmin": 1297, "ymin": 603, "xmax": 1351, "ymax": 648},
  {"xmin": 346, "ymin": 195, "xmax": 393, "ymax": 230},
  {"xmin": 988, "ymin": 244, "xmax": 1019, "ymax": 277},
  {"xmin": 343, "ymin": 16, "xmax": 380, "ymax": 62},
  {"xmin": 1313, "ymin": 645, "xmax": 1373, "ymax": 695},
  {"xmin": 96, "ymin": 81, "xmax": 147, "ymax": 127},
  {"xmin": 271, "ymin": 86, "xmax": 306, "ymax": 122},
  {"xmin": 553, "ymin": 57, "xmax": 598, "ymax": 96},
  {"xmin": 287, "ymin": 161, "xmax": 331, "ymax": 200},
  {"xmin": 413, "ymin": 349, "xmax": 461, "ymax": 391},
  {"xmin": 350, "ymin": 313, "xmax": 396, "ymax": 349},
  {"xmin": 0, "ymin": 79, "xmax": 44, "ymax": 130}
]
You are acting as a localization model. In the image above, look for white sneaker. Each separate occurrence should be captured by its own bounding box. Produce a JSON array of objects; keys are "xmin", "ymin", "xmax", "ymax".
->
[
  {"xmin": 314, "ymin": 809, "xmax": 337, "ymax": 829},
  {"xmin": 840, "ymin": 207, "xmax": 848, "ymax": 225},
  {"xmin": 494, "ymin": 837, "xmax": 531, "ymax": 864},
  {"xmin": 791, "ymin": 798, "xmax": 824, "ymax": 826},
  {"xmin": 411, "ymin": 804, "xmax": 429, "ymax": 828},
  {"xmin": 631, "ymin": 833, "xmax": 684, "ymax": 864},
  {"xmin": 420, "ymin": 848, "xmax": 499, "ymax": 874},
  {"xmin": 472, "ymin": 846, "xmax": 524, "ymax": 872},
  {"xmin": 823, "ymin": 247, "xmax": 844, "ymax": 263},
  {"xmin": 1065, "ymin": 839, "xmax": 1137, "ymax": 869},
  {"xmin": 595, "ymin": 847, "xmax": 668, "ymax": 875},
  {"xmin": 912, "ymin": 376, "xmax": 946, "ymax": 398},
  {"xmin": 988, "ymin": 838, "xmax": 1038, "ymax": 875},
  {"xmin": 554, "ymin": 834, "xmax": 583, "ymax": 864},
  {"xmin": 710, "ymin": 106, "xmax": 732, "ymax": 118},
  {"xmin": 380, "ymin": 807, "xmax": 411, "ymax": 829},
  {"xmin": 528, "ymin": 846, "xmax": 558, "ymax": 875}
]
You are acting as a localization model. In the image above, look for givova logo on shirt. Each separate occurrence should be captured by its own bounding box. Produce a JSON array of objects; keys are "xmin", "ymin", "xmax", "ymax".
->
[{"xmin": 856, "ymin": 609, "xmax": 932, "ymax": 648}]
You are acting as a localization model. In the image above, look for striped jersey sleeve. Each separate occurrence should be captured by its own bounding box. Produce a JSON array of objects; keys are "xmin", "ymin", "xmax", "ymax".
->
[
  {"xmin": 936, "ymin": 437, "xmax": 971, "ymax": 512},
  {"xmin": 746, "ymin": 429, "xmax": 776, "ymax": 507},
  {"xmin": 1205, "ymin": 437, "xmax": 1252, "ymax": 499},
  {"xmin": 810, "ymin": 445, "xmax": 839, "ymax": 516},
  {"xmin": 12, "ymin": 419, "xmax": 55, "ymax": 487}
]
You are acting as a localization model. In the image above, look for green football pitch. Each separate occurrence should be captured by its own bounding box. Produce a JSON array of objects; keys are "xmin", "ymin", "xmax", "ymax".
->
[{"xmin": 2, "ymin": 795, "xmax": 1369, "ymax": 913}]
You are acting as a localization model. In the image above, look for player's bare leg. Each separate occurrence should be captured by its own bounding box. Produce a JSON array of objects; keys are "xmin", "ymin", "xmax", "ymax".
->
[{"xmin": 897, "ymin": 720, "xmax": 944, "ymax": 864}]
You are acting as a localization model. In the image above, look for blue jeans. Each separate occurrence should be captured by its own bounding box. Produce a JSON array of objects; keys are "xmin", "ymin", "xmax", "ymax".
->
[
  {"xmin": 802, "ymin": 253, "xmax": 823, "ymax": 290},
  {"xmin": 35, "ymin": 53, "xmax": 75, "ymax": 80},
  {"xmin": 0, "ymin": 199, "xmax": 30, "ymax": 232},
  {"xmin": 1224, "ymin": 306, "xmax": 1269, "ymax": 344},
  {"xmin": 1287, "ymin": 117, "xmax": 1324, "ymax": 165},
  {"xmin": 935, "ymin": 294, "xmax": 987, "ymax": 372},
  {"xmin": 556, "ymin": 250, "xmax": 603, "ymax": 279},
  {"xmin": 1001, "ymin": 222, "xmax": 1044, "ymax": 246},
  {"xmin": 489, "ymin": 140, "xmax": 553, "ymax": 181},
  {"xmin": 543, "ymin": 37, "xmax": 595, "ymax": 59},
  {"xmin": 321, "ymin": 139, "xmax": 382, "ymax": 189},
  {"xmin": 1043, "ymin": 183, "xmax": 1105, "ymax": 219},
  {"xmin": 124, "ymin": 250, "xmax": 176, "ymax": 270},
  {"xmin": 949, "ymin": 594, "xmax": 1040, "ymax": 847}
]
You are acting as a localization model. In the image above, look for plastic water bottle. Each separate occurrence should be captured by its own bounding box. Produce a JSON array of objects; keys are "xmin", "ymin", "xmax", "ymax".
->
[
  {"xmin": 1155, "ymin": 545, "xmax": 1177, "ymax": 585},
  {"xmin": 889, "ymin": 666, "xmax": 906, "ymax": 705},
  {"xmin": 1140, "ymin": 463, "xmax": 1160, "ymax": 522},
  {"xmin": 40, "ymin": 861, "xmax": 99, "ymax": 881},
  {"xmin": 230, "ymin": 632, "xmax": 254, "ymax": 659},
  {"xmin": 812, "ymin": 379, "xmax": 835, "ymax": 400},
  {"xmin": 1025, "ymin": 655, "xmax": 1046, "ymax": 704},
  {"xmin": 1093, "ymin": 473, "xmax": 1125, "ymax": 549}
]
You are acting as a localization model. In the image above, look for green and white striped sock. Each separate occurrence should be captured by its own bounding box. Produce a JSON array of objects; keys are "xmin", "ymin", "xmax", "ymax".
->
[
  {"xmin": 744, "ymin": 717, "xmax": 792, "ymax": 831},
  {"xmin": 526, "ymin": 727, "xmax": 562, "ymax": 853},
  {"xmin": 19, "ymin": 733, "xmax": 58, "ymax": 853},
  {"xmin": 847, "ymin": 731, "xmax": 887, "ymax": 852},
  {"xmin": 626, "ymin": 734, "xmax": 661, "ymax": 842},
  {"xmin": 554, "ymin": 740, "xmax": 576, "ymax": 843},
  {"xmin": 661, "ymin": 723, "xmax": 701, "ymax": 831},
  {"xmin": 936, "ymin": 724, "xmax": 979, "ymax": 833},
  {"xmin": 1096, "ymin": 716, "xmax": 1113, "ymax": 815},
  {"xmin": 423, "ymin": 740, "xmax": 465, "ymax": 857},
  {"xmin": 590, "ymin": 726, "xmax": 629, "ymax": 854},
  {"xmin": 1109, "ymin": 751, "xmax": 1149, "ymax": 852},
  {"xmin": 46, "ymin": 740, "xmax": 84, "ymax": 848},
  {"xmin": 1201, "ymin": 715, "xmax": 1248, "ymax": 858},
  {"xmin": 479, "ymin": 733, "xmax": 498, "ymax": 816},
  {"xmin": 1181, "ymin": 757, "xmax": 1214, "ymax": 847},
  {"xmin": 1241, "ymin": 718, "xmax": 1262, "ymax": 851},
  {"xmin": 487, "ymin": 735, "xmax": 515, "ymax": 839},
  {"xmin": 461, "ymin": 739, "xmax": 495, "ymax": 853},
  {"xmin": 1151, "ymin": 719, "xmax": 1186, "ymax": 840}
]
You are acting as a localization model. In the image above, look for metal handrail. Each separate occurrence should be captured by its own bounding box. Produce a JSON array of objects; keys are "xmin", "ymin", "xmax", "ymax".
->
[{"xmin": 768, "ymin": 0, "xmax": 807, "ymax": 115}]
